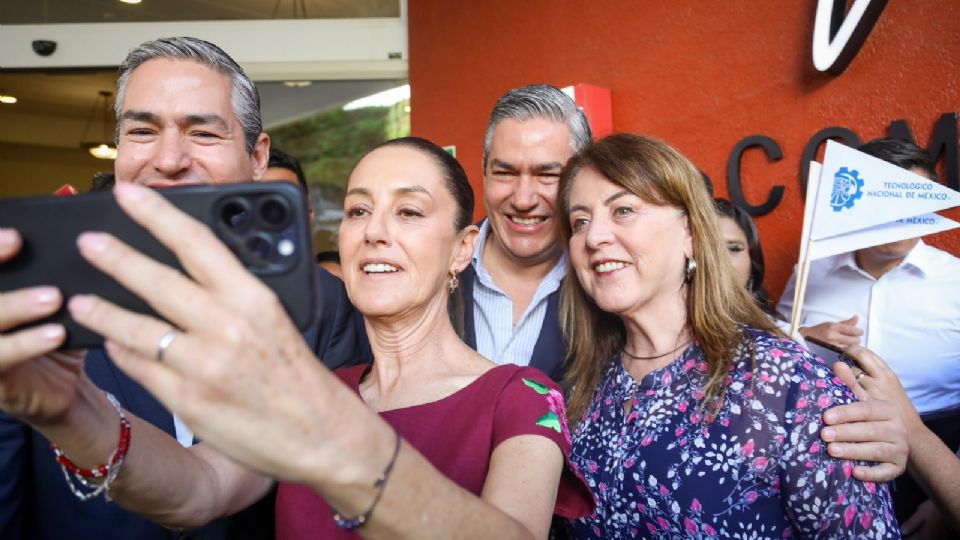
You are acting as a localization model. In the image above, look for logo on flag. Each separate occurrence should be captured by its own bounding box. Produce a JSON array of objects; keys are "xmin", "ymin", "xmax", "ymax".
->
[{"xmin": 829, "ymin": 167, "xmax": 864, "ymax": 212}]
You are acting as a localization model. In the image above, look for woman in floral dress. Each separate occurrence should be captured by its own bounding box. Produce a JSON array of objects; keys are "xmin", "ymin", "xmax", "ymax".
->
[{"xmin": 557, "ymin": 133, "xmax": 900, "ymax": 538}]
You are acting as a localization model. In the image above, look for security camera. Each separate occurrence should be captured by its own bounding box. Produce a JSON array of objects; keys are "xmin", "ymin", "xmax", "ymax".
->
[{"xmin": 32, "ymin": 40, "xmax": 57, "ymax": 57}]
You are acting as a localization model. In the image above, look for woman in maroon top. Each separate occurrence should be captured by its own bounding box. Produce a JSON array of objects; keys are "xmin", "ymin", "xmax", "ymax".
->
[{"xmin": 0, "ymin": 137, "xmax": 591, "ymax": 539}]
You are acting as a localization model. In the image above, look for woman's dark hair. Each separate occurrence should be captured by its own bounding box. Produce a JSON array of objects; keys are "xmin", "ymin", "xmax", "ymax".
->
[
  {"xmin": 367, "ymin": 136, "xmax": 474, "ymax": 231},
  {"xmin": 355, "ymin": 137, "xmax": 475, "ymax": 336},
  {"xmin": 714, "ymin": 198, "xmax": 775, "ymax": 314}
]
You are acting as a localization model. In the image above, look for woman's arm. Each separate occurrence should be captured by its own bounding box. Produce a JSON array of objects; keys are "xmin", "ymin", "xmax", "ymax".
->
[
  {"xmin": 33, "ymin": 374, "xmax": 272, "ymax": 528},
  {"xmin": 61, "ymin": 183, "xmax": 561, "ymax": 539}
]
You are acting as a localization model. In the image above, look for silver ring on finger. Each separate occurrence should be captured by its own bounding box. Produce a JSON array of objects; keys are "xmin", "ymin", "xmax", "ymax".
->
[
  {"xmin": 156, "ymin": 330, "xmax": 178, "ymax": 362},
  {"xmin": 855, "ymin": 370, "xmax": 866, "ymax": 382}
]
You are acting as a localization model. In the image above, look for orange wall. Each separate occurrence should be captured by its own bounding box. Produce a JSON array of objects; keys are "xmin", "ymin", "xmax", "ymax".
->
[{"xmin": 407, "ymin": 1, "xmax": 960, "ymax": 299}]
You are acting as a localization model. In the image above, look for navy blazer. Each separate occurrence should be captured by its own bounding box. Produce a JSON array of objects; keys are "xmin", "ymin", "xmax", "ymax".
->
[
  {"xmin": 0, "ymin": 267, "xmax": 369, "ymax": 540},
  {"xmin": 459, "ymin": 263, "xmax": 568, "ymax": 383}
]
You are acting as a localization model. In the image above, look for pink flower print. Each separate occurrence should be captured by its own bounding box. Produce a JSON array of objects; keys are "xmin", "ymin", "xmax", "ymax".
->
[
  {"xmin": 720, "ymin": 417, "xmax": 730, "ymax": 427},
  {"xmin": 817, "ymin": 395, "xmax": 832, "ymax": 408},
  {"xmin": 782, "ymin": 530, "xmax": 792, "ymax": 538},
  {"xmin": 693, "ymin": 389, "xmax": 705, "ymax": 400},
  {"xmin": 744, "ymin": 491, "xmax": 759, "ymax": 503},
  {"xmin": 844, "ymin": 505, "xmax": 856, "ymax": 527},
  {"xmin": 705, "ymin": 524, "xmax": 717, "ymax": 537},
  {"xmin": 760, "ymin": 373, "xmax": 771, "ymax": 382},
  {"xmin": 646, "ymin": 523, "xmax": 658, "ymax": 535},
  {"xmin": 587, "ymin": 460, "xmax": 599, "ymax": 473},
  {"xmin": 865, "ymin": 481, "xmax": 877, "ymax": 493},
  {"xmin": 842, "ymin": 460, "xmax": 853, "ymax": 479},
  {"xmin": 545, "ymin": 388, "xmax": 572, "ymax": 444},
  {"xmin": 636, "ymin": 484, "xmax": 645, "ymax": 494},
  {"xmin": 795, "ymin": 398, "xmax": 808, "ymax": 409},
  {"xmin": 604, "ymin": 397, "xmax": 612, "ymax": 406},
  {"xmin": 594, "ymin": 526, "xmax": 602, "ymax": 536},
  {"xmin": 803, "ymin": 361, "xmax": 812, "ymax": 371},
  {"xmin": 744, "ymin": 389, "xmax": 754, "ymax": 398},
  {"xmin": 684, "ymin": 359, "xmax": 695, "ymax": 371},
  {"xmin": 684, "ymin": 517, "xmax": 698, "ymax": 534},
  {"xmin": 815, "ymin": 379, "xmax": 827, "ymax": 388},
  {"xmin": 805, "ymin": 460, "xmax": 815, "ymax": 469},
  {"xmin": 771, "ymin": 348, "xmax": 785, "ymax": 358},
  {"xmin": 662, "ymin": 372, "xmax": 672, "ymax": 385},
  {"xmin": 794, "ymin": 414, "xmax": 805, "ymax": 424},
  {"xmin": 837, "ymin": 493, "xmax": 846, "ymax": 505},
  {"xmin": 656, "ymin": 517, "xmax": 669, "ymax": 529},
  {"xmin": 641, "ymin": 436, "xmax": 653, "ymax": 446},
  {"xmin": 772, "ymin": 476, "xmax": 781, "ymax": 490},
  {"xmin": 860, "ymin": 511, "xmax": 874, "ymax": 529},
  {"xmin": 659, "ymin": 484, "xmax": 669, "ymax": 496},
  {"xmin": 744, "ymin": 371, "xmax": 753, "ymax": 380},
  {"xmin": 624, "ymin": 457, "xmax": 636, "ymax": 468},
  {"xmin": 691, "ymin": 413, "xmax": 701, "ymax": 424},
  {"xmin": 752, "ymin": 456, "xmax": 768, "ymax": 472},
  {"xmin": 697, "ymin": 361, "xmax": 708, "ymax": 371},
  {"xmin": 827, "ymin": 463, "xmax": 835, "ymax": 474},
  {"xmin": 691, "ymin": 498, "xmax": 702, "ymax": 512},
  {"xmin": 741, "ymin": 438, "xmax": 755, "ymax": 456},
  {"xmin": 675, "ymin": 427, "xmax": 685, "ymax": 436},
  {"xmin": 678, "ymin": 401, "xmax": 688, "ymax": 413},
  {"xmin": 636, "ymin": 501, "xmax": 646, "ymax": 512},
  {"xmin": 809, "ymin": 442, "xmax": 821, "ymax": 453},
  {"xmin": 800, "ymin": 382, "xmax": 810, "ymax": 391},
  {"xmin": 598, "ymin": 482, "xmax": 606, "ymax": 494}
]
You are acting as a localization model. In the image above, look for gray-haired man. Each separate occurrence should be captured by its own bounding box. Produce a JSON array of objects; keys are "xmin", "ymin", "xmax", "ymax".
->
[{"xmin": 461, "ymin": 84, "xmax": 591, "ymax": 381}]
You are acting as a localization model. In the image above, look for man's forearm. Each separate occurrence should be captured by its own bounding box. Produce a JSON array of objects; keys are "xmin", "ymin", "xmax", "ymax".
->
[{"xmin": 905, "ymin": 423, "xmax": 960, "ymax": 530}]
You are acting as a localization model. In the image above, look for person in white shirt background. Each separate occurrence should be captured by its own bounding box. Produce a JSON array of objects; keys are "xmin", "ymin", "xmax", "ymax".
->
[{"xmin": 778, "ymin": 137, "xmax": 960, "ymax": 538}]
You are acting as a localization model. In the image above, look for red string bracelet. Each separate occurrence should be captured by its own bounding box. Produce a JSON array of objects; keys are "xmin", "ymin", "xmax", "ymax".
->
[{"xmin": 50, "ymin": 392, "xmax": 132, "ymax": 501}]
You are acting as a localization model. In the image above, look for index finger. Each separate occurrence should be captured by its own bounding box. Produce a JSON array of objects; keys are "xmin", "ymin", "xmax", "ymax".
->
[
  {"xmin": 112, "ymin": 183, "xmax": 261, "ymax": 293},
  {"xmin": 0, "ymin": 229, "xmax": 22, "ymax": 262}
]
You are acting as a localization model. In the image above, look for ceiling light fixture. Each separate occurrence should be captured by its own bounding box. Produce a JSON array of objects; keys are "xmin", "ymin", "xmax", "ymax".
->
[
  {"xmin": 118, "ymin": 0, "xmax": 143, "ymax": 4},
  {"xmin": 283, "ymin": 81, "xmax": 312, "ymax": 88},
  {"xmin": 80, "ymin": 91, "xmax": 118, "ymax": 160},
  {"xmin": 0, "ymin": 92, "xmax": 16, "ymax": 104}
]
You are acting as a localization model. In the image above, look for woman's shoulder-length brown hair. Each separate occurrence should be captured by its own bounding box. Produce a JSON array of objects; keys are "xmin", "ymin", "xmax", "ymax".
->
[{"xmin": 557, "ymin": 133, "xmax": 780, "ymax": 425}]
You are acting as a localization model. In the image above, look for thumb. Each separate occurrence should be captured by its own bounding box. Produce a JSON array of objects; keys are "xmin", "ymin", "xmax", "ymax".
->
[{"xmin": 842, "ymin": 314, "xmax": 859, "ymax": 326}]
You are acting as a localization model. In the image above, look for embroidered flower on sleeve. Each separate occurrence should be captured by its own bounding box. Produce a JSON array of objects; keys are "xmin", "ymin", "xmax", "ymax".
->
[{"xmin": 522, "ymin": 378, "xmax": 572, "ymax": 444}]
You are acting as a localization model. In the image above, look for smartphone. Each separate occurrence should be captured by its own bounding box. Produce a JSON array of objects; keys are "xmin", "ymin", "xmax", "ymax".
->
[
  {"xmin": 804, "ymin": 334, "xmax": 855, "ymax": 368},
  {"xmin": 0, "ymin": 182, "xmax": 316, "ymax": 349}
]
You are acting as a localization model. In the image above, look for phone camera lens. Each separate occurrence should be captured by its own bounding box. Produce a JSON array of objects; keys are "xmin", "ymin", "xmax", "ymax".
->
[
  {"xmin": 221, "ymin": 199, "xmax": 252, "ymax": 233},
  {"xmin": 245, "ymin": 233, "xmax": 274, "ymax": 262},
  {"xmin": 258, "ymin": 196, "xmax": 290, "ymax": 229}
]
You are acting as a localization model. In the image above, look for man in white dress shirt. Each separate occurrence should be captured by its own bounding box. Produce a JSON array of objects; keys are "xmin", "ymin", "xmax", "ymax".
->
[{"xmin": 778, "ymin": 137, "xmax": 960, "ymax": 533}]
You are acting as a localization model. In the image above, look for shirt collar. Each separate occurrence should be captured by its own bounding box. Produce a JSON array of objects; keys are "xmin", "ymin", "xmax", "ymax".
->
[
  {"xmin": 471, "ymin": 218, "xmax": 568, "ymax": 288},
  {"xmin": 827, "ymin": 240, "xmax": 930, "ymax": 277}
]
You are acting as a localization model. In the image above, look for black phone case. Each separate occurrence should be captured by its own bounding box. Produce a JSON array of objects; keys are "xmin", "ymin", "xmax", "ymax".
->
[{"xmin": 0, "ymin": 182, "xmax": 317, "ymax": 349}]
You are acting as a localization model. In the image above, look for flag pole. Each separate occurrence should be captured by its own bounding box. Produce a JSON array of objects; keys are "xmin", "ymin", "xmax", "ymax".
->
[{"xmin": 789, "ymin": 249, "xmax": 813, "ymax": 339}]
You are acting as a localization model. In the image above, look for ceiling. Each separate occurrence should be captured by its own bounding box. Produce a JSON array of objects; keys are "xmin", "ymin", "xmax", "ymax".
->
[
  {"xmin": 0, "ymin": 0, "xmax": 404, "ymax": 151},
  {"xmin": 0, "ymin": 0, "xmax": 399, "ymax": 24}
]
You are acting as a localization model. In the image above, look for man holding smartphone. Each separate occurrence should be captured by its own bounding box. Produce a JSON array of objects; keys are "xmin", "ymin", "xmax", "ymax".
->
[{"xmin": 0, "ymin": 37, "xmax": 367, "ymax": 540}]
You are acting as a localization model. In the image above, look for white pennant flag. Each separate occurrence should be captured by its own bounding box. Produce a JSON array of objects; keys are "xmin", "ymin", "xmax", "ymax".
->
[
  {"xmin": 811, "ymin": 140, "xmax": 960, "ymax": 241},
  {"xmin": 808, "ymin": 213, "xmax": 960, "ymax": 260}
]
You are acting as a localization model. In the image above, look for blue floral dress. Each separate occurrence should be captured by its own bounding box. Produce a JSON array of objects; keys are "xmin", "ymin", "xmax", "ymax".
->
[{"xmin": 567, "ymin": 328, "xmax": 900, "ymax": 539}]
